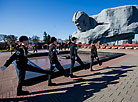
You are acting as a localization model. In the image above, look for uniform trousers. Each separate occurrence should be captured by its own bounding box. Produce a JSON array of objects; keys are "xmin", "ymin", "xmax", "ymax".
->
[
  {"xmin": 48, "ymin": 60, "xmax": 67, "ymax": 84},
  {"xmin": 70, "ymin": 55, "xmax": 84, "ymax": 75},
  {"xmin": 17, "ymin": 64, "xmax": 50, "ymax": 92}
]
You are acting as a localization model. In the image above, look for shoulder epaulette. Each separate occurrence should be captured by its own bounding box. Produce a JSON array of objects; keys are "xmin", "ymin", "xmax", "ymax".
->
[{"xmin": 20, "ymin": 46, "xmax": 24, "ymax": 49}]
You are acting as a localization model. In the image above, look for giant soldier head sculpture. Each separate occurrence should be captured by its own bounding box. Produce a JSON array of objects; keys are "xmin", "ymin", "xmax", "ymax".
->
[{"xmin": 72, "ymin": 11, "xmax": 97, "ymax": 32}]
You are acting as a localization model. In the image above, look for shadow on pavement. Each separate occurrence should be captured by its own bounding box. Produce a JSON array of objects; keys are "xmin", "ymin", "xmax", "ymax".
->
[{"xmin": 0, "ymin": 65, "xmax": 136, "ymax": 102}]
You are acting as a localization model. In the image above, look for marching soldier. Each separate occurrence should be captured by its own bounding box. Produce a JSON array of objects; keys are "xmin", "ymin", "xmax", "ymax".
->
[
  {"xmin": 90, "ymin": 42, "xmax": 102, "ymax": 71},
  {"xmin": 0, "ymin": 36, "xmax": 52, "ymax": 96},
  {"xmin": 70, "ymin": 37, "xmax": 85, "ymax": 78},
  {"xmin": 48, "ymin": 37, "xmax": 69, "ymax": 86}
]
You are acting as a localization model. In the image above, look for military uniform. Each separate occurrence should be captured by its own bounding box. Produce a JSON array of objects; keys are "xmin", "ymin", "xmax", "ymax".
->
[
  {"xmin": 3, "ymin": 44, "xmax": 51, "ymax": 93},
  {"xmin": 70, "ymin": 42, "xmax": 84, "ymax": 76},
  {"xmin": 48, "ymin": 43, "xmax": 68, "ymax": 85},
  {"xmin": 90, "ymin": 44, "xmax": 102, "ymax": 71}
]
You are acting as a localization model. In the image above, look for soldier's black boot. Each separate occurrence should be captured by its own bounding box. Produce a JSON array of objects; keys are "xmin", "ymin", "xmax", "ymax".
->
[
  {"xmin": 90, "ymin": 68, "xmax": 94, "ymax": 72},
  {"xmin": 48, "ymin": 82, "xmax": 57, "ymax": 86},
  {"xmin": 69, "ymin": 74, "xmax": 77, "ymax": 78},
  {"xmin": 17, "ymin": 90, "xmax": 29, "ymax": 96},
  {"xmin": 99, "ymin": 61, "xmax": 102, "ymax": 66},
  {"xmin": 17, "ymin": 83, "xmax": 30, "ymax": 96},
  {"xmin": 96, "ymin": 57, "xmax": 102, "ymax": 66},
  {"xmin": 64, "ymin": 73, "xmax": 70, "ymax": 77},
  {"xmin": 82, "ymin": 65, "xmax": 87, "ymax": 70},
  {"xmin": 69, "ymin": 74, "xmax": 73, "ymax": 78},
  {"xmin": 48, "ymin": 74, "xmax": 56, "ymax": 86}
]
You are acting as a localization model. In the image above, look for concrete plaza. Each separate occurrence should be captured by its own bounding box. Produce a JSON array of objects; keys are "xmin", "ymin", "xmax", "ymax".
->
[{"xmin": 0, "ymin": 49, "xmax": 138, "ymax": 102}]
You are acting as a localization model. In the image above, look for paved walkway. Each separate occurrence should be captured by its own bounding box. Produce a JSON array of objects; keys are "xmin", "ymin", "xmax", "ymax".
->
[{"xmin": 0, "ymin": 49, "xmax": 138, "ymax": 102}]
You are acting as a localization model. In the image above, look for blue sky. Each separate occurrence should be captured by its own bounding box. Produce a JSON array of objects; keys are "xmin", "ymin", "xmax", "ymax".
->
[{"xmin": 0, "ymin": 0, "xmax": 138, "ymax": 40}]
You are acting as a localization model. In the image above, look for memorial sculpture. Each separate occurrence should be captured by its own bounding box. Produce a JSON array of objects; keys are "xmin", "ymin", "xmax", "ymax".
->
[{"xmin": 72, "ymin": 5, "xmax": 138, "ymax": 44}]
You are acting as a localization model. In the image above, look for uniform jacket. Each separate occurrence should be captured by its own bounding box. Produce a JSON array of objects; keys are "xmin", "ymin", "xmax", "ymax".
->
[
  {"xmin": 4, "ymin": 44, "xmax": 29, "ymax": 67},
  {"xmin": 91, "ymin": 45, "xmax": 98, "ymax": 57},
  {"xmin": 70, "ymin": 42, "xmax": 78, "ymax": 58},
  {"xmin": 48, "ymin": 43, "xmax": 58, "ymax": 64}
]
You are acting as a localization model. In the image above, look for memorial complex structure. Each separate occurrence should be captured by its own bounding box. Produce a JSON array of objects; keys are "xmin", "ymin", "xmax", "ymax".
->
[{"xmin": 72, "ymin": 5, "xmax": 138, "ymax": 45}]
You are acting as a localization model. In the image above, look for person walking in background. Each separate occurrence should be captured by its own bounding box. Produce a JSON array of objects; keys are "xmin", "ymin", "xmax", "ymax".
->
[
  {"xmin": 48, "ymin": 37, "xmax": 69, "ymax": 86},
  {"xmin": 70, "ymin": 37, "xmax": 85, "ymax": 78},
  {"xmin": 58, "ymin": 43, "xmax": 62, "ymax": 50},
  {"xmin": 67, "ymin": 41, "xmax": 71, "ymax": 50},
  {"xmin": 10, "ymin": 45, "xmax": 14, "ymax": 54},
  {"xmin": 61, "ymin": 42, "xmax": 63, "ymax": 50},
  {"xmin": 90, "ymin": 42, "xmax": 102, "ymax": 71},
  {"xmin": 33, "ymin": 44, "xmax": 38, "ymax": 53},
  {"xmin": 63, "ymin": 42, "xmax": 67, "ymax": 50}
]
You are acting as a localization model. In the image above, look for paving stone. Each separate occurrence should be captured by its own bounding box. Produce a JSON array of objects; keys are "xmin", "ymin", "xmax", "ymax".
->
[{"xmin": 1, "ymin": 49, "xmax": 138, "ymax": 102}]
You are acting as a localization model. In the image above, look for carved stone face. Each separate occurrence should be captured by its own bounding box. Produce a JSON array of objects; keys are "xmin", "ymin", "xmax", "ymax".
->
[
  {"xmin": 74, "ymin": 17, "xmax": 89, "ymax": 31},
  {"xmin": 73, "ymin": 11, "xmax": 94, "ymax": 32}
]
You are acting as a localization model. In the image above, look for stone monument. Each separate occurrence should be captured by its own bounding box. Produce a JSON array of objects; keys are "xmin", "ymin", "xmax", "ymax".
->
[{"xmin": 72, "ymin": 5, "xmax": 138, "ymax": 44}]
